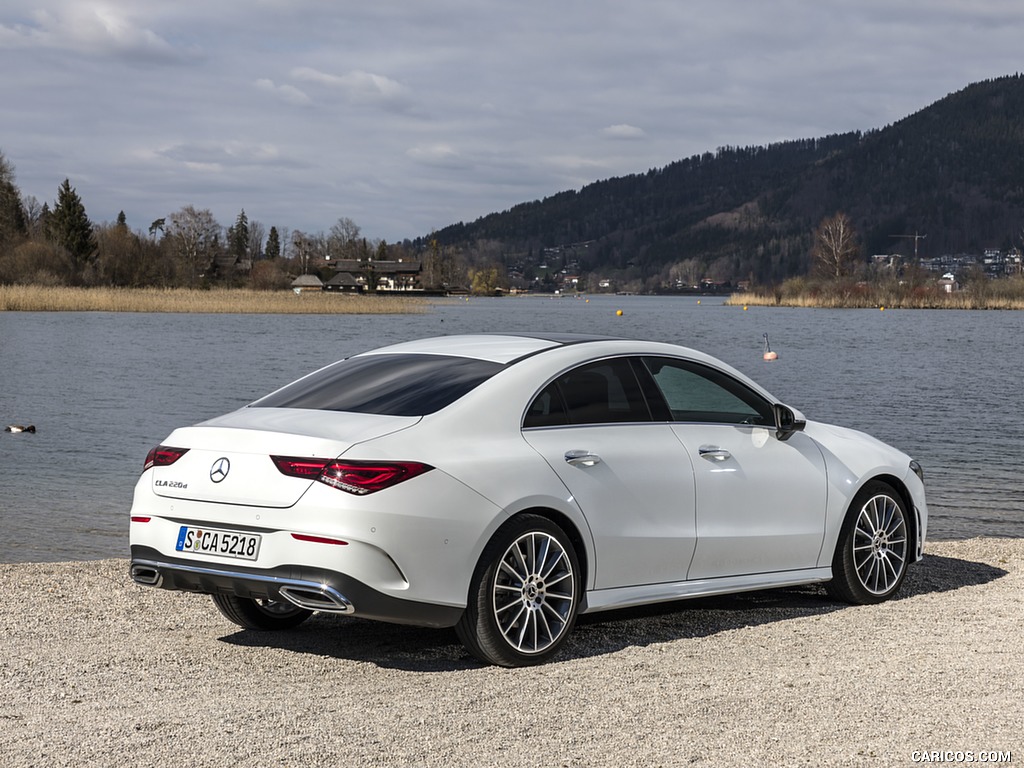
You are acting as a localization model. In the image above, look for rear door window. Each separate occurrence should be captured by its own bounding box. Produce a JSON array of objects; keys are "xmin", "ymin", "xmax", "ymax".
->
[{"xmin": 524, "ymin": 358, "xmax": 651, "ymax": 427}]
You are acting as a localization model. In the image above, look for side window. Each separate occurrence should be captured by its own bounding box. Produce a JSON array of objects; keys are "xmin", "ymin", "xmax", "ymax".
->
[
  {"xmin": 523, "ymin": 358, "xmax": 650, "ymax": 427},
  {"xmin": 523, "ymin": 382, "xmax": 568, "ymax": 427},
  {"xmin": 642, "ymin": 357, "xmax": 773, "ymax": 425}
]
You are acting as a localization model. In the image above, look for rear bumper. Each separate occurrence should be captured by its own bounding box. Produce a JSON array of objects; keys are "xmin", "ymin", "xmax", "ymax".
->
[{"xmin": 129, "ymin": 545, "xmax": 464, "ymax": 628}]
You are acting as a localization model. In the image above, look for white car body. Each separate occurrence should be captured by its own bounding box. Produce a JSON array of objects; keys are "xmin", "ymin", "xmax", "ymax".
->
[{"xmin": 129, "ymin": 334, "xmax": 927, "ymax": 665}]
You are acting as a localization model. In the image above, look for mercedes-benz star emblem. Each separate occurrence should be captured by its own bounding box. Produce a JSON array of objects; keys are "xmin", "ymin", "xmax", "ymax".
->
[{"xmin": 210, "ymin": 457, "xmax": 231, "ymax": 483}]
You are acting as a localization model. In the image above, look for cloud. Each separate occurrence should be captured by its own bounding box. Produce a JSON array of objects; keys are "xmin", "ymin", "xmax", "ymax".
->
[
  {"xmin": 1, "ymin": 5, "xmax": 194, "ymax": 63},
  {"xmin": 290, "ymin": 66, "xmax": 411, "ymax": 110},
  {"xmin": 254, "ymin": 79, "xmax": 312, "ymax": 107},
  {"xmin": 406, "ymin": 144, "xmax": 471, "ymax": 170},
  {"xmin": 602, "ymin": 124, "xmax": 647, "ymax": 140},
  {"xmin": 154, "ymin": 141, "xmax": 291, "ymax": 172},
  {"xmin": 543, "ymin": 155, "xmax": 611, "ymax": 173}
]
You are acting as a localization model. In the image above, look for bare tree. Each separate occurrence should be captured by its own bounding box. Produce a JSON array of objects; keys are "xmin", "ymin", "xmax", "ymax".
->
[
  {"xmin": 20, "ymin": 194, "xmax": 43, "ymax": 239},
  {"xmin": 248, "ymin": 220, "xmax": 266, "ymax": 260},
  {"xmin": 166, "ymin": 206, "xmax": 222, "ymax": 285},
  {"xmin": 812, "ymin": 212, "xmax": 860, "ymax": 280},
  {"xmin": 328, "ymin": 217, "xmax": 361, "ymax": 259},
  {"xmin": 290, "ymin": 230, "xmax": 327, "ymax": 274}
]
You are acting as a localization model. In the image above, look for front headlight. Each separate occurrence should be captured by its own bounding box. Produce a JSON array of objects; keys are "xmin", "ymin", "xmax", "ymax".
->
[{"xmin": 909, "ymin": 460, "xmax": 924, "ymax": 482}]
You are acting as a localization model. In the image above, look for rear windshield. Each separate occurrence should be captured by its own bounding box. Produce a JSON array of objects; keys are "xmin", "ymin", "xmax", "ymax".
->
[{"xmin": 250, "ymin": 354, "xmax": 504, "ymax": 416}]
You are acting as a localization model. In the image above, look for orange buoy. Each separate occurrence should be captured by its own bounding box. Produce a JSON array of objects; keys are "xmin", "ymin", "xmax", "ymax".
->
[
  {"xmin": 616, "ymin": 309, "xmax": 623, "ymax": 316},
  {"xmin": 762, "ymin": 333, "xmax": 778, "ymax": 361}
]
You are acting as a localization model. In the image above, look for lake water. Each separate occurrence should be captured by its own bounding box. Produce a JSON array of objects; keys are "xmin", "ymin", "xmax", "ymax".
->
[{"xmin": 1, "ymin": 295, "xmax": 1021, "ymax": 563}]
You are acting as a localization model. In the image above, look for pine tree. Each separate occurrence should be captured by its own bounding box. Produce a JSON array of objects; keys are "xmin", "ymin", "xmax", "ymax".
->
[
  {"xmin": 265, "ymin": 226, "xmax": 281, "ymax": 260},
  {"xmin": 47, "ymin": 179, "xmax": 97, "ymax": 281},
  {"xmin": 0, "ymin": 151, "xmax": 27, "ymax": 249},
  {"xmin": 230, "ymin": 209, "xmax": 249, "ymax": 263}
]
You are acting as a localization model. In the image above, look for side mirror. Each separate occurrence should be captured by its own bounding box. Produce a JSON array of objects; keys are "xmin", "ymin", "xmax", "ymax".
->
[{"xmin": 774, "ymin": 404, "xmax": 806, "ymax": 442}]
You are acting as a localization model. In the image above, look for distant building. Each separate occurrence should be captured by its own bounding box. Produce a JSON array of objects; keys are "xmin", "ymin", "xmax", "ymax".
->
[
  {"xmin": 323, "ymin": 272, "xmax": 361, "ymax": 293},
  {"xmin": 290, "ymin": 274, "xmax": 323, "ymax": 292},
  {"xmin": 327, "ymin": 259, "xmax": 423, "ymax": 292},
  {"xmin": 938, "ymin": 273, "xmax": 959, "ymax": 293}
]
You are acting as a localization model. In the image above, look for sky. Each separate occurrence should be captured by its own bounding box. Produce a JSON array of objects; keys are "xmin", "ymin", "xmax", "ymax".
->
[{"xmin": 2, "ymin": 1, "xmax": 1023, "ymax": 244}]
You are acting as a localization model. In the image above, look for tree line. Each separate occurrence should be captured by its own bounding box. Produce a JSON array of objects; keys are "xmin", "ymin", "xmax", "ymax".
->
[{"xmin": 0, "ymin": 151, "xmax": 501, "ymax": 292}]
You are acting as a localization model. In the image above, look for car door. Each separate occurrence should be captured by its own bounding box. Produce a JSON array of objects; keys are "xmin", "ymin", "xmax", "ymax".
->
[
  {"xmin": 521, "ymin": 358, "xmax": 697, "ymax": 589},
  {"xmin": 640, "ymin": 357, "xmax": 828, "ymax": 579}
]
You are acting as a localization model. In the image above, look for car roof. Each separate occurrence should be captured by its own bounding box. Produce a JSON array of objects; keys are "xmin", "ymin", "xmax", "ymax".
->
[
  {"xmin": 354, "ymin": 333, "xmax": 779, "ymax": 403},
  {"xmin": 355, "ymin": 333, "xmax": 625, "ymax": 364}
]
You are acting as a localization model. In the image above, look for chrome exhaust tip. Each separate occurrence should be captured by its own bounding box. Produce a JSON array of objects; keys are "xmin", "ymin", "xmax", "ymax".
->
[
  {"xmin": 278, "ymin": 584, "xmax": 354, "ymax": 614},
  {"xmin": 130, "ymin": 563, "xmax": 161, "ymax": 587}
]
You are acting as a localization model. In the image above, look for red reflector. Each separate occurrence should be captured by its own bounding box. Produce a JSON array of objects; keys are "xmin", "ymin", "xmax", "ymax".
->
[
  {"xmin": 144, "ymin": 445, "xmax": 189, "ymax": 471},
  {"xmin": 271, "ymin": 456, "xmax": 433, "ymax": 495},
  {"xmin": 131, "ymin": 516, "xmax": 151, "ymax": 523},
  {"xmin": 291, "ymin": 533, "xmax": 349, "ymax": 546}
]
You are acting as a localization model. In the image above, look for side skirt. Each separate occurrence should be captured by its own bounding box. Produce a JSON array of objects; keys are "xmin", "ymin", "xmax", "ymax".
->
[{"xmin": 581, "ymin": 567, "xmax": 832, "ymax": 614}]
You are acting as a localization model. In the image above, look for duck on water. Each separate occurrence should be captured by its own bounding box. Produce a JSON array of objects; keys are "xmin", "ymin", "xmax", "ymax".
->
[{"xmin": 5, "ymin": 425, "xmax": 36, "ymax": 433}]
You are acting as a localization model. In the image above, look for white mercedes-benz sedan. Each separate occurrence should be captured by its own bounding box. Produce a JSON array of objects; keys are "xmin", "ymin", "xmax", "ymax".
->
[{"xmin": 129, "ymin": 333, "xmax": 927, "ymax": 666}]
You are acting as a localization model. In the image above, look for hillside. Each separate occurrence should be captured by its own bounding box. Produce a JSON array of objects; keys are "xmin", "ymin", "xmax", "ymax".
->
[{"xmin": 423, "ymin": 75, "xmax": 1024, "ymax": 289}]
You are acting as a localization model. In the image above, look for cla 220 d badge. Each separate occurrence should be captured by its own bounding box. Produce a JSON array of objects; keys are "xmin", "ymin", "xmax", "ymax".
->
[{"xmin": 209, "ymin": 457, "xmax": 230, "ymax": 483}]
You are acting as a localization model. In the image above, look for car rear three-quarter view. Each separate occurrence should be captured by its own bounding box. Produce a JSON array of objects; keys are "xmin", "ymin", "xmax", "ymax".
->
[{"xmin": 130, "ymin": 333, "xmax": 928, "ymax": 667}]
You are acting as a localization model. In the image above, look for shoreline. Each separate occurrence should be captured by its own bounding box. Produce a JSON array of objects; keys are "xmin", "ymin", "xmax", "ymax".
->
[
  {"xmin": 0, "ymin": 285, "xmax": 426, "ymax": 314},
  {"xmin": 5, "ymin": 284, "xmax": 1024, "ymax": 312},
  {"xmin": 726, "ymin": 290, "xmax": 1024, "ymax": 310},
  {"xmin": 2, "ymin": 537, "xmax": 1020, "ymax": 766}
]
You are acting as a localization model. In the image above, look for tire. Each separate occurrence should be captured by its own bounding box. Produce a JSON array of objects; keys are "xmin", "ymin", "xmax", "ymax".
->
[
  {"xmin": 211, "ymin": 593, "xmax": 313, "ymax": 630},
  {"xmin": 827, "ymin": 481, "xmax": 910, "ymax": 604},
  {"xmin": 456, "ymin": 514, "xmax": 581, "ymax": 667}
]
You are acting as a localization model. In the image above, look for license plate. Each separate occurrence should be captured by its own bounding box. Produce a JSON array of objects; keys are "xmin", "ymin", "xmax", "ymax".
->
[{"xmin": 175, "ymin": 526, "xmax": 261, "ymax": 561}]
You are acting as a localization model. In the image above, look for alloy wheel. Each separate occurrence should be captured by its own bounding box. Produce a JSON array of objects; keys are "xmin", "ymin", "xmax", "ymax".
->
[
  {"xmin": 852, "ymin": 493, "xmax": 908, "ymax": 595},
  {"xmin": 491, "ymin": 531, "xmax": 576, "ymax": 655}
]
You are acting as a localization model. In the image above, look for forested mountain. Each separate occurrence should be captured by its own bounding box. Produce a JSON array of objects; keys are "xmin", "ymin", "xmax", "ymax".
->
[{"xmin": 425, "ymin": 75, "xmax": 1024, "ymax": 289}]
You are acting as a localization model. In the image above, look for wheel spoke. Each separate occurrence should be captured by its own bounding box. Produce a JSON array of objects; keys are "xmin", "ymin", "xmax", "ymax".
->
[
  {"xmin": 540, "ymin": 549, "xmax": 565, "ymax": 580},
  {"xmin": 545, "ymin": 571, "xmax": 572, "ymax": 589},
  {"xmin": 510, "ymin": 542, "xmax": 530, "ymax": 578},
  {"xmin": 536, "ymin": 606, "xmax": 554, "ymax": 645}
]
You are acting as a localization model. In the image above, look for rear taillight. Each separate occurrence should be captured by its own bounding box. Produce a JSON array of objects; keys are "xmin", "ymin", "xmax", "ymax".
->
[
  {"xmin": 144, "ymin": 446, "xmax": 189, "ymax": 472},
  {"xmin": 271, "ymin": 456, "xmax": 433, "ymax": 495}
]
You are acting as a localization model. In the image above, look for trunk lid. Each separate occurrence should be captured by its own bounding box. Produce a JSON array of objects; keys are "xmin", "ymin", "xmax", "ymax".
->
[{"xmin": 148, "ymin": 408, "xmax": 420, "ymax": 507}]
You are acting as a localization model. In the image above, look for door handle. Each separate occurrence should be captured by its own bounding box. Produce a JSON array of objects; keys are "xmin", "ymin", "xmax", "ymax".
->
[
  {"xmin": 564, "ymin": 449, "xmax": 601, "ymax": 467},
  {"xmin": 698, "ymin": 445, "xmax": 731, "ymax": 462}
]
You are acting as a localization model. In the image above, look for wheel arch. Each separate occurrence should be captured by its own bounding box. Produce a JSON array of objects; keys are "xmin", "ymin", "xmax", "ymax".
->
[
  {"xmin": 863, "ymin": 473, "xmax": 919, "ymax": 558},
  {"xmin": 492, "ymin": 506, "xmax": 590, "ymax": 592}
]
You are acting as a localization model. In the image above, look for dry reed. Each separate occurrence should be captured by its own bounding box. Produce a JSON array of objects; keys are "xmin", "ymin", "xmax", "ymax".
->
[
  {"xmin": 727, "ymin": 283, "xmax": 1024, "ymax": 310},
  {"xmin": 0, "ymin": 286, "xmax": 425, "ymax": 314}
]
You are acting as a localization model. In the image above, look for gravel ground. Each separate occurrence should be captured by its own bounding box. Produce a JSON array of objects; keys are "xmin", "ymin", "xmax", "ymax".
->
[{"xmin": 1, "ymin": 538, "xmax": 1021, "ymax": 767}]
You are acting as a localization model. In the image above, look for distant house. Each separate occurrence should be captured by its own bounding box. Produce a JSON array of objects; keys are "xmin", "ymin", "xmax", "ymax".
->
[
  {"xmin": 328, "ymin": 259, "xmax": 423, "ymax": 292},
  {"xmin": 324, "ymin": 272, "xmax": 361, "ymax": 293},
  {"xmin": 560, "ymin": 274, "xmax": 581, "ymax": 291},
  {"xmin": 938, "ymin": 273, "xmax": 959, "ymax": 293},
  {"xmin": 290, "ymin": 274, "xmax": 324, "ymax": 292}
]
